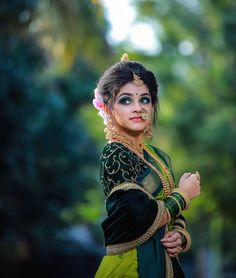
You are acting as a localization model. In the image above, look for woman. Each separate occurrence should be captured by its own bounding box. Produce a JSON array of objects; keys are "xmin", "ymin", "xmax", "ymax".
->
[{"xmin": 93, "ymin": 53, "xmax": 201, "ymax": 277}]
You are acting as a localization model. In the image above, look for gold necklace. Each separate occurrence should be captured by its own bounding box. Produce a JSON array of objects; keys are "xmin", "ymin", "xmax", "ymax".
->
[
  {"xmin": 111, "ymin": 132, "xmax": 174, "ymax": 197},
  {"xmin": 111, "ymin": 130, "xmax": 144, "ymax": 156},
  {"xmin": 144, "ymin": 146, "xmax": 175, "ymax": 195}
]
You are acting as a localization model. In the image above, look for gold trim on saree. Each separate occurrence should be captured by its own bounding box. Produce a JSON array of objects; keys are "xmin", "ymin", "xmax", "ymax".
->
[
  {"xmin": 173, "ymin": 218, "xmax": 186, "ymax": 229},
  {"xmin": 108, "ymin": 182, "xmax": 154, "ymax": 199},
  {"xmin": 165, "ymin": 251, "xmax": 174, "ymax": 278},
  {"xmin": 106, "ymin": 182, "xmax": 166, "ymax": 255}
]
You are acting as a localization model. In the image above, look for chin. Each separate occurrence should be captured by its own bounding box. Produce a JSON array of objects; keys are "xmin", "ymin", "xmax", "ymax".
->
[{"xmin": 123, "ymin": 128, "xmax": 145, "ymax": 137}]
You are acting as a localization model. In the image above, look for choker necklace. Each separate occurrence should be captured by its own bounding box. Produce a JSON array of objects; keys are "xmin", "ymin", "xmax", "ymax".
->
[{"xmin": 111, "ymin": 129, "xmax": 144, "ymax": 156}]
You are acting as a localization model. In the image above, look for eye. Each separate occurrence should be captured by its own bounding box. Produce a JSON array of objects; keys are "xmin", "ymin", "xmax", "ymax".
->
[
  {"xmin": 140, "ymin": 96, "xmax": 151, "ymax": 104},
  {"xmin": 118, "ymin": 97, "xmax": 132, "ymax": 105}
]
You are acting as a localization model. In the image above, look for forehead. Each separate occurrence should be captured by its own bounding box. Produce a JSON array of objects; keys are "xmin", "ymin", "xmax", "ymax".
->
[{"xmin": 117, "ymin": 82, "xmax": 149, "ymax": 97}]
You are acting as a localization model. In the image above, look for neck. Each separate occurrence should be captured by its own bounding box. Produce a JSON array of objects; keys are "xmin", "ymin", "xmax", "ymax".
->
[
  {"xmin": 122, "ymin": 128, "xmax": 144, "ymax": 145},
  {"xmin": 109, "ymin": 127, "xmax": 145, "ymax": 157}
]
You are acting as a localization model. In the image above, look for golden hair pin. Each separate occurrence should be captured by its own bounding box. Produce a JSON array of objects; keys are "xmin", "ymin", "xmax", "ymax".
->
[
  {"xmin": 121, "ymin": 53, "xmax": 129, "ymax": 61},
  {"xmin": 133, "ymin": 72, "xmax": 144, "ymax": 86}
]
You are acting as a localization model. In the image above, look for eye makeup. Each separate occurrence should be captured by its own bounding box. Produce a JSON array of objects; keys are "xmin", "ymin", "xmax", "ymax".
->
[{"xmin": 116, "ymin": 92, "xmax": 151, "ymax": 106}]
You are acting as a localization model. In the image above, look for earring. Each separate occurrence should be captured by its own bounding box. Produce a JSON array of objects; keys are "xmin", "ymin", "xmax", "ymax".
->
[
  {"xmin": 143, "ymin": 122, "xmax": 153, "ymax": 139},
  {"xmin": 104, "ymin": 113, "xmax": 118, "ymax": 141}
]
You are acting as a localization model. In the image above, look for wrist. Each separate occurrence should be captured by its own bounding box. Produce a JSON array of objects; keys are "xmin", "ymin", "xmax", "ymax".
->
[
  {"xmin": 164, "ymin": 191, "xmax": 188, "ymax": 219},
  {"xmin": 172, "ymin": 188, "xmax": 190, "ymax": 209}
]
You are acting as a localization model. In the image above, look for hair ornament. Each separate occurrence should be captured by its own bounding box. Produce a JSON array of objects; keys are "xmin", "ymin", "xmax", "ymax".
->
[
  {"xmin": 121, "ymin": 53, "xmax": 129, "ymax": 61},
  {"xmin": 92, "ymin": 88, "xmax": 108, "ymax": 124},
  {"xmin": 132, "ymin": 71, "xmax": 144, "ymax": 86},
  {"xmin": 92, "ymin": 88, "xmax": 104, "ymax": 111}
]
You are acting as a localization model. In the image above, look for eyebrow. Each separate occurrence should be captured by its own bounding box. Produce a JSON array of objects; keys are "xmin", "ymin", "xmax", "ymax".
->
[{"xmin": 117, "ymin": 92, "xmax": 150, "ymax": 97}]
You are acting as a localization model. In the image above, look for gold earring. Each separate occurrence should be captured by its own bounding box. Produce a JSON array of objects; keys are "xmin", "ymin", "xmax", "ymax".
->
[{"xmin": 143, "ymin": 122, "xmax": 153, "ymax": 139}]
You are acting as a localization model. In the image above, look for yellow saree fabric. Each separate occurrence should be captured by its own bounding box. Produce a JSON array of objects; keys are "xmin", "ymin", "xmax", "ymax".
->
[{"xmin": 95, "ymin": 249, "xmax": 138, "ymax": 278}]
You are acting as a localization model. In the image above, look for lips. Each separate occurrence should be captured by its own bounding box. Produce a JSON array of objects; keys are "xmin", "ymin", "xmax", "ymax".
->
[{"xmin": 130, "ymin": 117, "xmax": 142, "ymax": 122}]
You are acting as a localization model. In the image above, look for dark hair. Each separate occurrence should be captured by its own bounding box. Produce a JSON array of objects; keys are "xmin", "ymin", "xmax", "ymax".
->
[{"xmin": 97, "ymin": 60, "xmax": 159, "ymax": 121}]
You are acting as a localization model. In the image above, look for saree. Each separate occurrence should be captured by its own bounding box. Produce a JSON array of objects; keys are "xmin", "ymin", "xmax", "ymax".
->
[{"xmin": 95, "ymin": 142, "xmax": 188, "ymax": 278}]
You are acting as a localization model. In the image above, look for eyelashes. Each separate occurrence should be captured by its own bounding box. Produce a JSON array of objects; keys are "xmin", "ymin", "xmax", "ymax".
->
[
  {"xmin": 118, "ymin": 97, "xmax": 131, "ymax": 105},
  {"xmin": 118, "ymin": 96, "xmax": 151, "ymax": 105},
  {"xmin": 141, "ymin": 96, "xmax": 151, "ymax": 104}
]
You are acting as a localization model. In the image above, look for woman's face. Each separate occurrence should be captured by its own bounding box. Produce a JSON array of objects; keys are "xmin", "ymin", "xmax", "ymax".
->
[{"xmin": 111, "ymin": 82, "xmax": 153, "ymax": 136}]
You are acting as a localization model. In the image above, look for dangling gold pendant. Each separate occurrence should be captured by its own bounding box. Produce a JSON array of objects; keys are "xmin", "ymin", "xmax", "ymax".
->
[{"xmin": 132, "ymin": 72, "xmax": 144, "ymax": 86}]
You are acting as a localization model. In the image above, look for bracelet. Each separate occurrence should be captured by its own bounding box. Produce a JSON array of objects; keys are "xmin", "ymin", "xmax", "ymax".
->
[
  {"xmin": 171, "ymin": 192, "xmax": 186, "ymax": 210},
  {"xmin": 172, "ymin": 188, "xmax": 190, "ymax": 209},
  {"xmin": 164, "ymin": 190, "xmax": 189, "ymax": 218},
  {"xmin": 164, "ymin": 195, "xmax": 181, "ymax": 218}
]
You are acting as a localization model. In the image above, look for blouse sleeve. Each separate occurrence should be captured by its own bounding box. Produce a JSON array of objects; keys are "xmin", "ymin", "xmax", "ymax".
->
[{"xmin": 100, "ymin": 143, "xmax": 146, "ymax": 196}]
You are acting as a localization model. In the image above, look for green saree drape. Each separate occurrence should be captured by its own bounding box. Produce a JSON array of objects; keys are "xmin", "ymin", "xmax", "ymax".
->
[{"xmin": 95, "ymin": 142, "xmax": 187, "ymax": 278}]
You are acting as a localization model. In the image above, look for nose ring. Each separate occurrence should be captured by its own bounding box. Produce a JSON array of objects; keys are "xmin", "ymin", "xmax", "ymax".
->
[{"xmin": 140, "ymin": 108, "xmax": 149, "ymax": 120}]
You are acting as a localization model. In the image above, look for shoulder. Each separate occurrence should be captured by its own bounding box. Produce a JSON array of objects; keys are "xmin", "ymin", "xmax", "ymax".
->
[
  {"xmin": 101, "ymin": 142, "xmax": 128, "ymax": 159},
  {"xmin": 100, "ymin": 142, "xmax": 145, "ymax": 196},
  {"xmin": 101, "ymin": 142, "xmax": 140, "ymax": 165}
]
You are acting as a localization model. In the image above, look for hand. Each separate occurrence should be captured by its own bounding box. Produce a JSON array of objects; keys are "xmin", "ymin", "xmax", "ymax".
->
[
  {"xmin": 160, "ymin": 231, "xmax": 183, "ymax": 257},
  {"xmin": 178, "ymin": 171, "xmax": 201, "ymax": 200}
]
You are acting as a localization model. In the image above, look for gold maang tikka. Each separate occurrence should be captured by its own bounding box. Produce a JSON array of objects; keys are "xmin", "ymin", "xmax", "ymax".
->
[
  {"xmin": 132, "ymin": 72, "xmax": 144, "ymax": 86},
  {"xmin": 120, "ymin": 53, "xmax": 144, "ymax": 86}
]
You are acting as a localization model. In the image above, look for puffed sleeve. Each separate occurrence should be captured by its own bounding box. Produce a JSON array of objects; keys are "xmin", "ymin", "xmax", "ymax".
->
[{"xmin": 100, "ymin": 142, "xmax": 146, "ymax": 196}]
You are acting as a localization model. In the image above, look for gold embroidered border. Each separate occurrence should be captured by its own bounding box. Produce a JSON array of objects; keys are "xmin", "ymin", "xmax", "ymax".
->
[
  {"xmin": 106, "ymin": 185, "xmax": 166, "ymax": 255},
  {"xmin": 108, "ymin": 182, "xmax": 154, "ymax": 200},
  {"xmin": 165, "ymin": 251, "xmax": 174, "ymax": 278},
  {"xmin": 173, "ymin": 218, "xmax": 186, "ymax": 229},
  {"xmin": 172, "ymin": 226, "xmax": 192, "ymax": 252}
]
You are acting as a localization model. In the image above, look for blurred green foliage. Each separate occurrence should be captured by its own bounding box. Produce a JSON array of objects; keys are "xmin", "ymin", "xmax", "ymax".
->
[
  {"xmin": 132, "ymin": 0, "xmax": 236, "ymax": 272},
  {"xmin": 0, "ymin": 0, "xmax": 109, "ymax": 276}
]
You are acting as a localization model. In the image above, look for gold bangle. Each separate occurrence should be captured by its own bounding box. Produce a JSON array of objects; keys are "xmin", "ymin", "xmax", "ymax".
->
[{"xmin": 168, "ymin": 195, "xmax": 182, "ymax": 216}]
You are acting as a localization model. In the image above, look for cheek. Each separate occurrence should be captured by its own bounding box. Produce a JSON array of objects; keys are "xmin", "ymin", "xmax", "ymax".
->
[{"xmin": 113, "ymin": 104, "xmax": 128, "ymax": 117}]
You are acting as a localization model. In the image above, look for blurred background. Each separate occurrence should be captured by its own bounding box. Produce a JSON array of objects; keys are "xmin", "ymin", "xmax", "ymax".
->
[{"xmin": 0, "ymin": 0, "xmax": 236, "ymax": 277}]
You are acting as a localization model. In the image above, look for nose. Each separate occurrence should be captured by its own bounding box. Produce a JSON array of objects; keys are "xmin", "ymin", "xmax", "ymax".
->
[{"xmin": 133, "ymin": 100, "xmax": 142, "ymax": 112}]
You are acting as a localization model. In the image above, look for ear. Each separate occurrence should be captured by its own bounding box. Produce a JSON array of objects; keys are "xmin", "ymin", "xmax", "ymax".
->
[{"xmin": 103, "ymin": 105, "xmax": 109, "ymax": 114}]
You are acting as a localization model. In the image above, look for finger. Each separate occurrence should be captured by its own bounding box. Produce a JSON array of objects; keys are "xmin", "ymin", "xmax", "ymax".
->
[
  {"xmin": 161, "ymin": 231, "xmax": 174, "ymax": 242},
  {"xmin": 196, "ymin": 171, "xmax": 200, "ymax": 180},
  {"xmin": 167, "ymin": 246, "xmax": 183, "ymax": 257},
  {"xmin": 161, "ymin": 232, "xmax": 180, "ymax": 243},
  {"xmin": 182, "ymin": 172, "xmax": 192, "ymax": 179},
  {"xmin": 162, "ymin": 239, "xmax": 182, "ymax": 248},
  {"xmin": 167, "ymin": 248, "xmax": 176, "ymax": 255}
]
